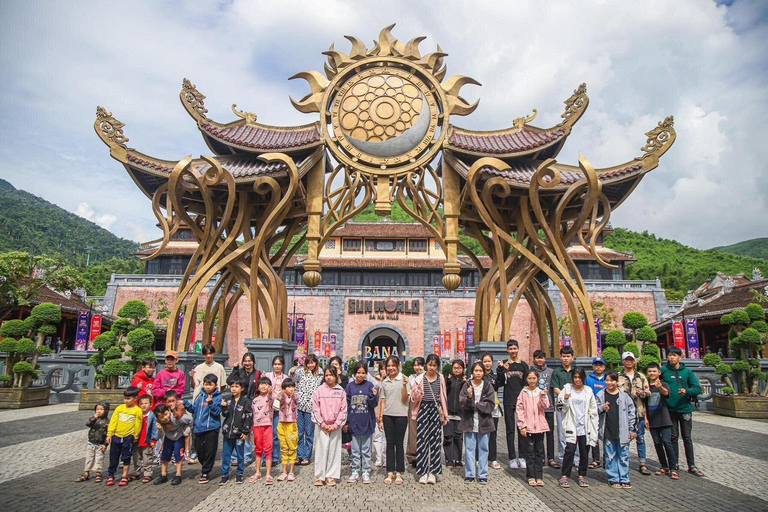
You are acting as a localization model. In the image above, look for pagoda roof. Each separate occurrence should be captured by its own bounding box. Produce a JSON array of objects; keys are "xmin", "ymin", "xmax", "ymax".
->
[
  {"xmin": 180, "ymin": 79, "xmax": 323, "ymax": 156},
  {"xmin": 332, "ymin": 222, "xmax": 434, "ymax": 239}
]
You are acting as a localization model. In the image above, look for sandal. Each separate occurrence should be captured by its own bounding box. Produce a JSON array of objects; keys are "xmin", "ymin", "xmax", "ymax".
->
[
  {"xmin": 326, "ymin": 478, "xmax": 336, "ymax": 487},
  {"xmin": 548, "ymin": 460, "xmax": 561, "ymax": 469},
  {"xmin": 384, "ymin": 473, "xmax": 394, "ymax": 485},
  {"xmin": 141, "ymin": 476, "xmax": 152, "ymax": 483},
  {"xmin": 536, "ymin": 479, "xmax": 545, "ymax": 487},
  {"xmin": 610, "ymin": 482, "xmax": 622, "ymax": 489},
  {"xmin": 118, "ymin": 477, "xmax": 129, "ymax": 487},
  {"xmin": 249, "ymin": 473, "xmax": 261, "ymax": 483},
  {"xmin": 621, "ymin": 483, "xmax": 632, "ymax": 489},
  {"xmin": 670, "ymin": 470, "xmax": 680, "ymax": 480},
  {"xmin": 394, "ymin": 473, "xmax": 404, "ymax": 485},
  {"xmin": 528, "ymin": 478, "xmax": 537, "ymax": 487},
  {"xmin": 105, "ymin": 477, "xmax": 116, "ymax": 486},
  {"xmin": 578, "ymin": 476, "xmax": 589, "ymax": 487},
  {"xmin": 639, "ymin": 464, "xmax": 651, "ymax": 476},
  {"xmin": 688, "ymin": 467, "xmax": 705, "ymax": 477},
  {"xmin": 588, "ymin": 461, "xmax": 601, "ymax": 469},
  {"xmin": 654, "ymin": 468, "xmax": 669, "ymax": 476},
  {"xmin": 491, "ymin": 461, "xmax": 502, "ymax": 470},
  {"xmin": 75, "ymin": 473, "xmax": 90, "ymax": 483},
  {"xmin": 264, "ymin": 476, "xmax": 274, "ymax": 485},
  {"xmin": 94, "ymin": 474, "xmax": 102, "ymax": 483},
  {"xmin": 558, "ymin": 476, "xmax": 569, "ymax": 488},
  {"xmin": 314, "ymin": 478, "xmax": 324, "ymax": 486}
]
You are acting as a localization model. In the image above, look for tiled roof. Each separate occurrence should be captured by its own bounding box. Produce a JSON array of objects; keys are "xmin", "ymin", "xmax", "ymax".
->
[
  {"xmin": 126, "ymin": 154, "xmax": 292, "ymax": 178},
  {"xmin": 315, "ymin": 256, "xmax": 484, "ymax": 270},
  {"xmin": 447, "ymin": 127, "xmax": 565, "ymax": 156},
  {"xmin": 30, "ymin": 286, "xmax": 92, "ymax": 313},
  {"xmin": 201, "ymin": 122, "xmax": 322, "ymax": 152},
  {"xmin": 333, "ymin": 222, "xmax": 434, "ymax": 239},
  {"xmin": 566, "ymin": 246, "xmax": 636, "ymax": 262},
  {"xmin": 480, "ymin": 160, "xmax": 644, "ymax": 186},
  {"xmin": 136, "ymin": 245, "xmax": 197, "ymax": 256}
]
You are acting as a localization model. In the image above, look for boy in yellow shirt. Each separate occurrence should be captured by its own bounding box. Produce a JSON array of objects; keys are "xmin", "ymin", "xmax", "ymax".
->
[{"xmin": 106, "ymin": 386, "xmax": 143, "ymax": 487}]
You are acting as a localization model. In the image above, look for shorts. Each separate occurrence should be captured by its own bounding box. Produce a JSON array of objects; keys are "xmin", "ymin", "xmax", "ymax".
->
[{"xmin": 161, "ymin": 436, "xmax": 186, "ymax": 463}]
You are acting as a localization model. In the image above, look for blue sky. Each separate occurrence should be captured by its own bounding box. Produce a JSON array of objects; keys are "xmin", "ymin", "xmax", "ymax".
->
[{"xmin": 1, "ymin": 0, "xmax": 766, "ymax": 249}]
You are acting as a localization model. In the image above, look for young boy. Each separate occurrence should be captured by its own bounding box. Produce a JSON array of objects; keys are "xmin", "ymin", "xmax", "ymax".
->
[
  {"xmin": 646, "ymin": 362, "xmax": 678, "ymax": 480},
  {"xmin": 153, "ymin": 351, "xmax": 186, "ymax": 407},
  {"xmin": 190, "ymin": 344, "xmax": 228, "ymax": 400},
  {"xmin": 251, "ymin": 377, "xmax": 275, "ymax": 484},
  {"xmin": 220, "ymin": 377, "xmax": 252, "ymax": 485},
  {"xmin": 77, "ymin": 400, "xmax": 110, "ymax": 483},
  {"xmin": 496, "ymin": 339, "xmax": 529, "ymax": 469},
  {"xmin": 106, "ymin": 386, "xmax": 143, "ymax": 487},
  {"xmin": 131, "ymin": 358, "xmax": 156, "ymax": 407},
  {"xmin": 530, "ymin": 350, "xmax": 555, "ymax": 468},
  {"xmin": 277, "ymin": 378, "xmax": 299, "ymax": 482},
  {"xmin": 184, "ymin": 374, "xmax": 222, "ymax": 484},
  {"xmin": 153, "ymin": 401, "xmax": 192, "ymax": 486},
  {"xmin": 585, "ymin": 357, "xmax": 607, "ymax": 468},
  {"xmin": 131, "ymin": 395, "xmax": 158, "ymax": 483},
  {"xmin": 597, "ymin": 372, "xmax": 637, "ymax": 489},
  {"xmin": 550, "ymin": 346, "xmax": 574, "ymax": 467},
  {"xmin": 618, "ymin": 352, "xmax": 651, "ymax": 475}
]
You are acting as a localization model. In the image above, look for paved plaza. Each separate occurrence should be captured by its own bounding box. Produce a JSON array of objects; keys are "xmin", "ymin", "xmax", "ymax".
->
[{"xmin": 0, "ymin": 404, "xmax": 766, "ymax": 512}]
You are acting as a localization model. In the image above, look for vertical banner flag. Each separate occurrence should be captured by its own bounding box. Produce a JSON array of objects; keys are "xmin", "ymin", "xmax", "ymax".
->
[
  {"xmin": 287, "ymin": 316, "xmax": 293, "ymax": 342},
  {"xmin": 322, "ymin": 333, "xmax": 331, "ymax": 358},
  {"xmin": 88, "ymin": 314, "xmax": 102, "ymax": 350},
  {"xmin": 685, "ymin": 319, "xmax": 700, "ymax": 359},
  {"xmin": 595, "ymin": 318, "xmax": 602, "ymax": 356},
  {"xmin": 466, "ymin": 319, "xmax": 475, "ymax": 346},
  {"xmin": 75, "ymin": 311, "xmax": 90, "ymax": 351},
  {"xmin": 672, "ymin": 321, "xmax": 686, "ymax": 355},
  {"xmin": 296, "ymin": 316, "xmax": 306, "ymax": 352},
  {"xmin": 175, "ymin": 310, "xmax": 185, "ymax": 349},
  {"xmin": 314, "ymin": 330, "xmax": 322, "ymax": 356},
  {"xmin": 456, "ymin": 328, "xmax": 466, "ymax": 358},
  {"xmin": 432, "ymin": 335, "xmax": 441, "ymax": 357},
  {"xmin": 330, "ymin": 333, "xmax": 337, "ymax": 357},
  {"xmin": 443, "ymin": 329, "xmax": 452, "ymax": 357}
]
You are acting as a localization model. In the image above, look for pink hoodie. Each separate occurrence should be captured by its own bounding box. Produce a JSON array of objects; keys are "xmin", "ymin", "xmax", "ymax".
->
[
  {"xmin": 279, "ymin": 393, "xmax": 298, "ymax": 423},
  {"xmin": 515, "ymin": 387, "xmax": 551, "ymax": 434},
  {"xmin": 311, "ymin": 383, "xmax": 347, "ymax": 429},
  {"xmin": 251, "ymin": 394, "xmax": 274, "ymax": 428}
]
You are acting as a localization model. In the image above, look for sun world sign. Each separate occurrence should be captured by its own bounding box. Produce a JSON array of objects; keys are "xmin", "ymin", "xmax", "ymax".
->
[{"xmin": 348, "ymin": 299, "xmax": 420, "ymax": 320}]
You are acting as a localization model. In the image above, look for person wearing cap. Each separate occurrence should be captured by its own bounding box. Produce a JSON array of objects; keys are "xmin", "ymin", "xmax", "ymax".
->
[
  {"xmin": 660, "ymin": 346, "xmax": 704, "ymax": 477},
  {"xmin": 585, "ymin": 357, "xmax": 607, "ymax": 468},
  {"xmin": 495, "ymin": 339, "xmax": 529, "ymax": 470},
  {"xmin": 618, "ymin": 351, "xmax": 651, "ymax": 476},
  {"xmin": 152, "ymin": 351, "xmax": 187, "ymax": 408}
]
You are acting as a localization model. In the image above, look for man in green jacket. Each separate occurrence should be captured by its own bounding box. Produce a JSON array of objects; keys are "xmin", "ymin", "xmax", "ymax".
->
[{"xmin": 660, "ymin": 346, "xmax": 704, "ymax": 477}]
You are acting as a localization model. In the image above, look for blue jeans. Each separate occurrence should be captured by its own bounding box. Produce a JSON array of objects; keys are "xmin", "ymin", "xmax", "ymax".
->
[
  {"xmin": 297, "ymin": 410, "xmax": 315, "ymax": 461},
  {"xmin": 221, "ymin": 437, "xmax": 245, "ymax": 477},
  {"xmin": 272, "ymin": 414, "xmax": 281, "ymax": 463},
  {"xmin": 604, "ymin": 439, "xmax": 630, "ymax": 484},
  {"xmin": 636, "ymin": 417, "xmax": 646, "ymax": 463},
  {"xmin": 350, "ymin": 435, "xmax": 372, "ymax": 473},
  {"xmin": 464, "ymin": 432, "xmax": 489, "ymax": 480}
]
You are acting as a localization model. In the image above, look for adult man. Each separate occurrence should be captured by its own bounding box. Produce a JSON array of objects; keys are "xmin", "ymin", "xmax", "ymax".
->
[
  {"xmin": 190, "ymin": 344, "xmax": 228, "ymax": 400},
  {"xmin": 550, "ymin": 346, "xmax": 574, "ymax": 467},
  {"xmin": 496, "ymin": 339, "xmax": 529, "ymax": 469},
  {"xmin": 618, "ymin": 352, "xmax": 650, "ymax": 475},
  {"xmin": 660, "ymin": 346, "xmax": 704, "ymax": 477},
  {"xmin": 585, "ymin": 357, "xmax": 607, "ymax": 468}
]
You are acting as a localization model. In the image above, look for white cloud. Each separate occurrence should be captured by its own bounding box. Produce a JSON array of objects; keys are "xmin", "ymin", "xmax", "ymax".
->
[
  {"xmin": 0, "ymin": 0, "xmax": 766, "ymax": 250},
  {"xmin": 74, "ymin": 202, "xmax": 117, "ymax": 231}
]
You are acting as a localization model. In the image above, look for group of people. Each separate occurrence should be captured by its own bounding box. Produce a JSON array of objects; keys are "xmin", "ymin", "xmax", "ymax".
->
[{"xmin": 77, "ymin": 340, "xmax": 705, "ymax": 490}]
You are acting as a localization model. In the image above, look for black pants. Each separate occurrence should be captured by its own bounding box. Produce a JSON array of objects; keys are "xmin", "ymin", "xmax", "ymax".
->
[
  {"xmin": 504, "ymin": 403, "xmax": 526, "ymax": 459},
  {"xmin": 525, "ymin": 433, "xmax": 545, "ymax": 480},
  {"xmin": 383, "ymin": 415, "xmax": 408, "ymax": 473},
  {"xmin": 443, "ymin": 418, "xmax": 463, "ymax": 464},
  {"xmin": 651, "ymin": 426, "xmax": 677, "ymax": 471},
  {"xmin": 107, "ymin": 435, "xmax": 134, "ymax": 477},
  {"xmin": 489, "ymin": 417, "xmax": 499, "ymax": 461},
  {"xmin": 544, "ymin": 411, "xmax": 555, "ymax": 462},
  {"xmin": 591, "ymin": 440, "xmax": 600, "ymax": 462},
  {"xmin": 669, "ymin": 411, "xmax": 695, "ymax": 469},
  {"xmin": 194, "ymin": 430, "xmax": 219, "ymax": 475},
  {"xmin": 562, "ymin": 435, "xmax": 588, "ymax": 478}
]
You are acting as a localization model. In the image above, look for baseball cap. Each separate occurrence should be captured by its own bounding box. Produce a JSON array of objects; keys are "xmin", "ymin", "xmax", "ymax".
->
[
  {"xmin": 621, "ymin": 351, "xmax": 637, "ymax": 361},
  {"xmin": 165, "ymin": 350, "xmax": 179, "ymax": 360},
  {"xmin": 592, "ymin": 357, "xmax": 606, "ymax": 365}
]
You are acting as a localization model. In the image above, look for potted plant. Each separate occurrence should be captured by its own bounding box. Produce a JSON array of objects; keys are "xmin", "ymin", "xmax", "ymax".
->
[
  {"xmin": 710, "ymin": 303, "xmax": 768, "ymax": 418},
  {"xmin": 0, "ymin": 303, "xmax": 59, "ymax": 408}
]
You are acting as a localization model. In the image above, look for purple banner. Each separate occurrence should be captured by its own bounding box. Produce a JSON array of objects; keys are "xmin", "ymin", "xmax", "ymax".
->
[
  {"xmin": 466, "ymin": 319, "xmax": 475, "ymax": 345},
  {"xmin": 595, "ymin": 318, "xmax": 602, "ymax": 356},
  {"xmin": 330, "ymin": 333, "xmax": 337, "ymax": 357},
  {"xmin": 295, "ymin": 316, "xmax": 306, "ymax": 348},
  {"xmin": 74, "ymin": 311, "xmax": 90, "ymax": 351},
  {"xmin": 175, "ymin": 310, "xmax": 184, "ymax": 349},
  {"xmin": 685, "ymin": 319, "xmax": 700, "ymax": 359},
  {"xmin": 561, "ymin": 336, "xmax": 572, "ymax": 348}
]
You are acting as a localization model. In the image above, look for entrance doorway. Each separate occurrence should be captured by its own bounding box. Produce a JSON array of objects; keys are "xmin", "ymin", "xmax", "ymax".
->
[{"xmin": 360, "ymin": 326, "xmax": 406, "ymax": 368}]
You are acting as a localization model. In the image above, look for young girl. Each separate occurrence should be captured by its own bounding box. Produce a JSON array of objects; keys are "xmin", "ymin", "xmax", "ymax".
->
[
  {"xmin": 372, "ymin": 361, "xmax": 387, "ymax": 468},
  {"xmin": 346, "ymin": 362, "xmax": 379, "ymax": 484},
  {"xmin": 557, "ymin": 368, "xmax": 598, "ymax": 488},
  {"xmin": 481, "ymin": 353, "xmax": 502, "ymax": 469},
  {"xmin": 444, "ymin": 359, "xmax": 466, "ymax": 468},
  {"xmin": 290, "ymin": 354, "xmax": 323, "ymax": 465},
  {"xmin": 265, "ymin": 356, "xmax": 287, "ymax": 466},
  {"xmin": 406, "ymin": 356, "xmax": 424, "ymax": 466},
  {"xmin": 312, "ymin": 366, "xmax": 347, "ymax": 486},
  {"xmin": 76, "ymin": 400, "xmax": 110, "ymax": 482},
  {"xmin": 516, "ymin": 370, "xmax": 550, "ymax": 487},
  {"xmin": 459, "ymin": 361, "xmax": 495, "ymax": 484},
  {"xmin": 377, "ymin": 356, "xmax": 409, "ymax": 485},
  {"xmin": 250, "ymin": 377, "xmax": 275, "ymax": 484},
  {"xmin": 411, "ymin": 354, "xmax": 449, "ymax": 484},
  {"xmin": 277, "ymin": 378, "xmax": 298, "ymax": 482}
]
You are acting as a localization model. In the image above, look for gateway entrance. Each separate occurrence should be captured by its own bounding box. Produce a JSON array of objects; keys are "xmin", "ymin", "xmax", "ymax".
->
[{"xmin": 360, "ymin": 327, "xmax": 406, "ymax": 368}]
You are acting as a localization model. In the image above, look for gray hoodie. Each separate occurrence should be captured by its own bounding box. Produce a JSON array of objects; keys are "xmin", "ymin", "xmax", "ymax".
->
[
  {"xmin": 159, "ymin": 410, "xmax": 192, "ymax": 441},
  {"xmin": 596, "ymin": 388, "xmax": 637, "ymax": 446},
  {"xmin": 532, "ymin": 363, "xmax": 554, "ymax": 412}
]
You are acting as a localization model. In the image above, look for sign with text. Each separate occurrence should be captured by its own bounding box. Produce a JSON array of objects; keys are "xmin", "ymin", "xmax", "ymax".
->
[
  {"xmin": 456, "ymin": 328, "xmax": 466, "ymax": 358},
  {"xmin": 685, "ymin": 319, "xmax": 700, "ymax": 359},
  {"xmin": 443, "ymin": 329, "xmax": 452, "ymax": 358},
  {"xmin": 672, "ymin": 321, "xmax": 686, "ymax": 355},
  {"xmin": 75, "ymin": 311, "xmax": 89, "ymax": 351},
  {"xmin": 432, "ymin": 335, "xmax": 441, "ymax": 357},
  {"xmin": 348, "ymin": 299, "xmax": 419, "ymax": 321},
  {"xmin": 313, "ymin": 329, "xmax": 322, "ymax": 355},
  {"xmin": 88, "ymin": 314, "xmax": 102, "ymax": 350},
  {"xmin": 466, "ymin": 319, "xmax": 474, "ymax": 345}
]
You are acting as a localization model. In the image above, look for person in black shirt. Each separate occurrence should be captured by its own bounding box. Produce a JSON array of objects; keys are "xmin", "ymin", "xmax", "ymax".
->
[
  {"xmin": 496, "ymin": 339, "xmax": 529, "ymax": 469},
  {"xmin": 645, "ymin": 363, "xmax": 678, "ymax": 480}
]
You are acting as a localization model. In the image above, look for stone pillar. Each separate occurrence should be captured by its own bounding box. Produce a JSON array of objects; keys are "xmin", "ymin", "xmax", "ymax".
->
[
  {"xmin": 244, "ymin": 338, "xmax": 298, "ymax": 373},
  {"xmin": 423, "ymin": 296, "xmax": 440, "ymax": 358},
  {"xmin": 329, "ymin": 294, "xmax": 346, "ymax": 359},
  {"xmin": 465, "ymin": 341, "xmax": 508, "ymax": 366}
]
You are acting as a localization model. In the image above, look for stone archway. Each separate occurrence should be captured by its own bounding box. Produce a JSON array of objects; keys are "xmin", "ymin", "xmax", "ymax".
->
[{"xmin": 358, "ymin": 323, "xmax": 410, "ymax": 368}]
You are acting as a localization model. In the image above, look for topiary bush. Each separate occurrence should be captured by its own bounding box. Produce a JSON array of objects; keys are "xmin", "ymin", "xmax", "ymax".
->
[
  {"xmin": 602, "ymin": 347, "xmax": 621, "ymax": 371},
  {"xmin": 11, "ymin": 361, "xmax": 36, "ymax": 386},
  {"xmin": 605, "ymin": 330, "xmax": 627, "ymax": 348},
  {"xmin": 721, "ymin": 386, "xmax": 735, "ymax": 396},
  {"xmin": 0, "ymin": 319, "xmax": 29, "ymax": 339},
  {"xmin": 402, "ymin": 359, "xmax": 415, "ymax": 377},
  {"xmin": 720, "ymin": 303, "xmax": 768, "ymax": 395},
  {"xmin": 8, "ymin": 303, "xmax": 62, "ymax": 388},
  {"xmin": 622, "ymin": 312, "xmax": 649, "ymax": 346},
  {"xmin": 442, "ymin": 363, "xmax": 453, "ymax": 377},
  {"xmin": 125, "ymin": 328, "xmax": 156, "ymax": 373},
  {"xmin": 636, "ymin": 326, "xmax": 657, "ymax": 344},
  {"xmin": 622, "ymin": 342, "xmax": 640, "ymax": 358}
]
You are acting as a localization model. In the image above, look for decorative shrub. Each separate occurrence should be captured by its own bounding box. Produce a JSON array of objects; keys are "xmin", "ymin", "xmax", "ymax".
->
[
  {"xmin": 622, "ymin": 342, "xmax": 640, "ymax": 358},
  {"xmin": 602, "ymin": 347, "xmax": 621, "ymax": 371},
  {"xmin": 720, "ymin": 303, "xmax": 768, "ymax": 395},
  {"xmin": 605, "ymin": 330, "xmax": 626, "ymax": 348}
]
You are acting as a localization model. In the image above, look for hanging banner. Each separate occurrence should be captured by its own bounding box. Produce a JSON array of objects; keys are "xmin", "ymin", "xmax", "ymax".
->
[
  {"xmin": 595, "ymin": 319, "xmax": 602, "ymax": 356},
  {"xmin": 87, "ymin": 314, "xmax": 102, "ymax": 350},
  {"xmin": 672, "ymin": 321, "xmax": 686, "ymax": 355},
  {"xmin": 456, "ymin": 328, "xmax": 466, "ymax": 359},
  {"xmin": 560, "ymin": 336, "xmax": 572, "ymax": 349},
  {"xmin": 466, "ymin": 319, "xmax": 475, "ymax": 345},
  {"xmin": 295, "ymin": 316, "xmax": 306, "ymax": 350},
  {"xmin": 323, "ymin": 333, "xmax": 331, "ymax": 358},
  {"xmin": 685, "ymin": 319, "xmax": 700, "ymax": 359},
  {"xmin": 443, "ymin": 329, "xmax": 452, "ymax": 358},
  {"xmin": 314, "ymin": 330, "xmax": 322, "ymax": 356},
  {"xmin": 74, "ymin": 311, "xmax": 90, "ymax": 351},
  {"xmin": 175, "ymin": 310, "xmax": 185, "ymax": 349},
  {"xmin": 432, "ymin": 335, "xmax": 441, "ymax": 357},
  {"xmin": 330, "ymin": 333, "xmax": 337, "ymax": 357},
  {"xmin": 287, "ymin": 316, "xmax": 293, "ymax": 342}
]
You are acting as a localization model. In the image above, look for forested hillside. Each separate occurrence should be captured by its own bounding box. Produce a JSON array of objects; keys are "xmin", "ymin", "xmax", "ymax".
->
[{"xmin": 712, "ymin": 238, "xmax": 768, "ymax": 261}]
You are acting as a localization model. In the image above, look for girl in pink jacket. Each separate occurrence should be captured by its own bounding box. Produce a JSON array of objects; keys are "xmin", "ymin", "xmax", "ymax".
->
[
  {"xmin": 311, "ymin": 366, "xmax": 347, "ymax": 486},
  {"xmin": 516, "ymin": 369, "xmax": 551, "ymax": 487}
]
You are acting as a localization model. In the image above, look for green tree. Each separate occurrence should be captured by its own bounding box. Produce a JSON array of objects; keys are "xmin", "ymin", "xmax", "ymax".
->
[
  {"xmin": 719, "ymin": 303, "xmax": 768, "ymax": 395},
  {"xmin": 622, "ymin": 312, "xmax": 649, "ymax": 347}
]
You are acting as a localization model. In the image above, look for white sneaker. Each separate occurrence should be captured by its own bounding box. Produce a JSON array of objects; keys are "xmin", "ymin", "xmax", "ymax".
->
[
  {"xmin": 427, "ymin": 473, "xmax": 436, "ymax": 484},
  {"xmin": 419, "ymin": 474, "xmax": 429, "ymax": 484},
  {"xmin": 519, "ymin": 458, "xmax": 527, "ymax": 469},
  {"xmin": 509, "ymin": 459, "xmax": 519, "ymax": 470}
]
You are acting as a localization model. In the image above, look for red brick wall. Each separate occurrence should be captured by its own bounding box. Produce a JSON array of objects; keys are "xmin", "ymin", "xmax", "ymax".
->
[{"xmin": 579, "ymin": 292, "xmax": 659, "ymax": 326}]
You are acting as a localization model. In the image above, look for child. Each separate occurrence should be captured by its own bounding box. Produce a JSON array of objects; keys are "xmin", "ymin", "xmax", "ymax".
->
[
  {"xmin": 597, "ymin": 371, "xmax": 637, "ymax": 489},
  {"xmin": 153, "ymin": 402, "xmax": 192, "ymax": 485},
  {"xmin": 372, "ymin": 360, "xmax": 387, "ymax": 468},
  {"xmin": 265, "ymin": 355, "xmax": 287, "ymax": 466},
  {"xmin": 618, "ymin": 351, "xmax": 651, "ymax": 475},
  {"xmin": 645, "ymin": 363, "xmax": 678, "ymax": 480},
  {"xmin": 76, "ymin": 400, "xmax": 110, "ymax": 483},
  {"xmin": 405, "ymin": 356, "xmax": 424, "ymax": 466},
  {"xmin": 277, "ymin": 377, "xmax": 299, "ymax": 482},
  {"xmin": 152, "ymin": 351, "xmax": 186, "ymax": 408},
  {"xmin": 289, "ymin": 354, "xmax": 322, "ymax": 466},
  {"xmin": 220, "ymin": 377, "xmax": 252, "ymax": 484},
  {"xmin": 377, "ymin": 356, "xmax": 409, "ymax": 485},
  {"xmin": 551, "ymin": 346, "xmax": 575, "ymax": 467},
  {"xmin": 131, "ymin": 358, "xmax": 156, "ymax": 407},
  {"xmin": 496, "ymin": 339, "xmax": 529, "ymax": 470},
  {"xmin": 346, "ymin": 362, "xmax": 379, "ymax": 484},
  {"xmin": 444, "ymin": 359, "xmax": 466, "ymax": 468},
  {"xmin": 531, "ymin": 350, "xmax": 556, "ymax": 468},
  {"xmin": 184, "ymin": 374, "xmax": 222, "ymax": 484},
  {"xmin": 557, "ymin": 368, "xmax": 598, "ymax": 488},
  {"xmin": 312, "ymin": 365, "xmax": 347, "ymax": 486},
  {"xmin": 106, "ymin": 386, "xmax": 143, "ymax": 487},
  {"xmin": 130, "ymin": 395, "xmax": 158, "ymax": 483},
  {"xmin": 251, "ymin": 376, "xmax": 275, "ymax": 484},
  {"xmin": 459, "ymin": 361, "xmax": 495, "ymax": 484},
  {"xmin": 516, "ymin": 370, "xmax": 550, "ymax": 487},
  {"xmin": 585, "ymin": 357, "xmax": 607, "ymax": 469},
  {"xmin": 411, "ymin": 354, "xmax": 449, "ymax": 484}
]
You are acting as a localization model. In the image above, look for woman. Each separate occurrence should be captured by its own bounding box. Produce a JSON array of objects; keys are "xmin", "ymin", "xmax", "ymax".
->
[
  {"xmin": 329, "ymin": 356, "xmax": 351, "ymax": 451},
  {"xmin": 444, "ymin": 359, "xmax": 466, "ymax": 468},
  {"xmin": 459, "ymin": 361, "xmax": 496, "ymax": 484},
  {"xmin": 290, "ymin": 354, "xmax": 323, "ymax": 465},
  {"xmin": 265, "ymin": 355, "xmax": 287, "ymax": 465},
  {"xmin": 481, "ymin": 353, "xmax": 502, "ymax": 470},
  {"xmin": 227, "ymin": 352, "xmax": 261, "ymax": 464},
  {"xmin": 557, "ymin": 368, "xmax": 598, "ymax": 488},
  {"xmin": 377, "ymin": 356, "xmax": 409, "ymax": 485},
  {"xmin": 411, "ymin": 354, "xmax": 449, "ymax": 484}
]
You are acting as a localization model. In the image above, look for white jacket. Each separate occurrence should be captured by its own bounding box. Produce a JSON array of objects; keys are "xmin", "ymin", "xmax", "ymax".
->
[{"xmin": 556, "ymin": 384, "xmax": 599, "ymax": 447}]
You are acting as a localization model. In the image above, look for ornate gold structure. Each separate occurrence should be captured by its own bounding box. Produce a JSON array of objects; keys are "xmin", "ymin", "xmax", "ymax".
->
[{"xmin": 95, "ymin": 26, "xmax": 675, "ymax": 355}]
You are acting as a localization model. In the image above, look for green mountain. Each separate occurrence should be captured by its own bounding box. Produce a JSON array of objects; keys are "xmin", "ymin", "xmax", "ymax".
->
[
  {"xmin": 605, "ymin": 229, "xmax": 768, "ymax": 301},
  {"xmin": 712, "ymin": 238, "xmax": 768, "ymax": 261}
]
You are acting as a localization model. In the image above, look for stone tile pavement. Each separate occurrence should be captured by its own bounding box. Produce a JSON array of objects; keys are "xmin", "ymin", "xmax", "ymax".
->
[{"xmin": 0, "ymin": 405, "xmax": 766, "ymax": 512}]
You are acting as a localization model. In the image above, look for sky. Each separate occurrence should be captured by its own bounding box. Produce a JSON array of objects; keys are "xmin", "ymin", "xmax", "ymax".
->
[{"xmin": 0, "ymin": 0, "xmax": 766, "ymax": 249}]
